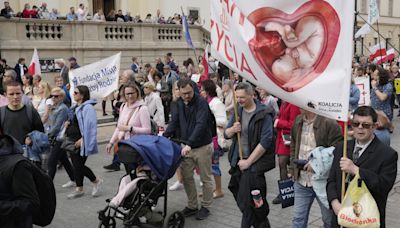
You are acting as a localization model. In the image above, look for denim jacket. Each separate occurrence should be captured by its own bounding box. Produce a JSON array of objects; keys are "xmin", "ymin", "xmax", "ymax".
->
[
  {"xmin": 47, "ymin": 102, "xmax": 68, "ymax": 139},
  {"xmin": 309, "ymin": 146, "xmax": 335, "ymax": 208},
  {"xmin": 75, "ymin": 100, "xmax": 98, "ymax": 156}
]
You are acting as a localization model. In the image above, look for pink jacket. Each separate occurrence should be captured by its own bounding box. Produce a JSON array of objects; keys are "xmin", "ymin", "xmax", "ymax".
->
[{"xmin": 110, "ymin": 100, "xmax": 151, "ymax": 144}]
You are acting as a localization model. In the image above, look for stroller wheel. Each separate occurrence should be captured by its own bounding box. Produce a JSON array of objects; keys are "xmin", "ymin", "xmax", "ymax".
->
[
  {"xmin": 164, "ymin": 211, "xmax": 185, "ymax": 228},
  {"xmin": 98, "ymin": 216, "xmax": 116, "ymax": 228}
]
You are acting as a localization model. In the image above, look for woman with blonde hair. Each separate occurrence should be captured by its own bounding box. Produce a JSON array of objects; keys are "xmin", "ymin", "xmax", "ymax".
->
[
  {"xmin": 143, "ymin": 82, "xmax": 165, "ymax": 128},
  {"xmin": 32, "ymin": 81, "xmax": 52, "ymax": 130}
]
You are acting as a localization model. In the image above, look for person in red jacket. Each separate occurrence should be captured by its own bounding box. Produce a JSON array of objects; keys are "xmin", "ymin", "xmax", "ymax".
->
[{"xmin": 272, "ymin": 101, "xmax": 301, "ymax": 204}]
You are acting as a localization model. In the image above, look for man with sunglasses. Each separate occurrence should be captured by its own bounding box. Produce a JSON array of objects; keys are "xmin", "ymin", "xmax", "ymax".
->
[{"xmin": 327, "ymin": 106, "xmax": 398, "ymax": 228}]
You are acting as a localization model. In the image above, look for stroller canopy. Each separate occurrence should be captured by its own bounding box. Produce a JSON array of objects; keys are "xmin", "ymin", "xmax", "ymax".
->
[{"xmin": 119, "ymin": 135, "xmax": 181, "ymax": 179}]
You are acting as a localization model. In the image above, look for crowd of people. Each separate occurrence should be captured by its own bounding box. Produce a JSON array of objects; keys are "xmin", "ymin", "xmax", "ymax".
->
[
  {"xmin": 0, "ymin": 1, "xmax": 203, "ymax": 25},
  {"xmin": 0, "ymin": 48, "xmax": 398, "ymax": 228}
]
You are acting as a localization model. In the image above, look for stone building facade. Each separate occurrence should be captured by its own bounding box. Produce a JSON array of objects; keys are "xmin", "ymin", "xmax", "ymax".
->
[{"xmin": 355, "ymin": 0, "xmax": 400, "ymax": 57}]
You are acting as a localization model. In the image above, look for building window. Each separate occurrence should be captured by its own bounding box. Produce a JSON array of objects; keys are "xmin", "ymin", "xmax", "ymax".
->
[
  {"xmin": 386, "ymin": 38, "xmax": 391, "ymax": 49},
  {"xmin": 361, "ymin": 0, "xmax": 367, "ymax": 13},
  {"xmin": 388, "ymin": 0, "xmax": 393, "ymax": 16},
  {"xmin": 374, "ymin": 37, "xmax": 378, "ymax": 45}
]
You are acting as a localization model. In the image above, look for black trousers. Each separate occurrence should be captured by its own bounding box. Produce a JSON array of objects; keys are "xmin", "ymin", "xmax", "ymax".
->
[
  {"xmin": 228, "ymin": 167, "xmax": 270, "ymax": 228},
  {"xmin": 48, "ymin": 141, "xmax": 75, "ymax": 181},
  {"xmin": 70, "ymin": 153, "xmax": 96, "ymax": 187}
]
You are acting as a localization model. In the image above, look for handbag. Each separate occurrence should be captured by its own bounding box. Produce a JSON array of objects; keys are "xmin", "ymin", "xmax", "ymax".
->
[
  {"xmin": 60, "ymin": 138, "xmax": 78, "ymax": 154},
  {"xmin": 338, "ymin": 172, "xmax": 380, "ymax": 227},
  {"xmin": 277, "ymin": 179, "xmax": 294, "ymax": 208}
]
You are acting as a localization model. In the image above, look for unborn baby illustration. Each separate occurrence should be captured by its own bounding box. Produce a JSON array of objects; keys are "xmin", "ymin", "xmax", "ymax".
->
[{"xmin": 263, "ymin": 16, "xmax": 324, "ymax": 86}]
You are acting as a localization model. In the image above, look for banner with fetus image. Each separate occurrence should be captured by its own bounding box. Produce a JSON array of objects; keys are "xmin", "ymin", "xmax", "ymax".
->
[{"xmin": 211, "ymin": 0, "xmax": 354, "ymax": 120}]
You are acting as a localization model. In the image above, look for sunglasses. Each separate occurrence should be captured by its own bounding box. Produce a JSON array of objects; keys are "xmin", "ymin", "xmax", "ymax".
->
[
  {"xmin": 51, "ymin": 94, "xmax": 60, "ymax": 98},
  {"xmin": 351, "ymin": 122, "xmax": 374, "ymax": 129}
]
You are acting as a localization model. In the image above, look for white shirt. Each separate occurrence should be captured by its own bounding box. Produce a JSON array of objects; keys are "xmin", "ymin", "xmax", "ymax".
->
[
  {"xmin": 354, "ymin": 136, "xmax": 374, "ymax": 158},
  {"xmin": 19, "ymin": 64, "xmax": 24, "ymax": 76},
  {"xmin": 77, "ymin": 8, "xmax": 88, "ymax": 21}
]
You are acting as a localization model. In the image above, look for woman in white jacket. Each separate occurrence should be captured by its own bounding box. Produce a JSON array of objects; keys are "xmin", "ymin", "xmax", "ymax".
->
[
  {"xmin": 143, "ymin": 82, "xmax": 165, "ymax": 128},
  {"xmin": 202, "ymin": 79, "xmax": 227, "ymax": 199}
]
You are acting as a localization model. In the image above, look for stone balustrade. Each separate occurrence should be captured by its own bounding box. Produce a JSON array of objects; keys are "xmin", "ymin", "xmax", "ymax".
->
[{"xmin": 0, "ymin": 18, "xmax": 210, "ymax": 70}]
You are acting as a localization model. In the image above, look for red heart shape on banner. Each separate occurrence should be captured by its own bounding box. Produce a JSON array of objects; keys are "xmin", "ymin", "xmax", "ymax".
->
[{"xmin": 248, "ymin": 1, "xmax": 340, "ymax": 92}]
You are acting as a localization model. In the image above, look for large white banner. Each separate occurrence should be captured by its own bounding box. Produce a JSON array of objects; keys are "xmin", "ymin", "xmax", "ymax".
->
[
  {"xmin": 210, "ymin": 0, "xmax": 354, "ymax": 120},
  {"xmin": 69, "ymin": 53, "xmax": 121, "ymax": 100},
  {"xmin": 354, "ymin": 76, "xmax": 371, "ymax": 106}
]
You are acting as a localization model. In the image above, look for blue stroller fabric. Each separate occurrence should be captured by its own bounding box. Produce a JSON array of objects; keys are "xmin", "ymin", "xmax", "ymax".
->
[{"xmin": 119, "ymin": 135, "xmax": 181, "ymax": 180}]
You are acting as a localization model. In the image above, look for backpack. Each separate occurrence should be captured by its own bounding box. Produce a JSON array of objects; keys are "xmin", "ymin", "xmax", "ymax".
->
[
  {"xmin": 0, "ymin": 136, "xmax": 56, "ymax": 226},
  {"xmin": 30, "ymin": 160, "xmax": 57, "ymax": 226}
]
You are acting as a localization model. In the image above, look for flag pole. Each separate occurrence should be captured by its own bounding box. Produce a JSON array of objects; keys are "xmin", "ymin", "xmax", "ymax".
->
[
  {"xmin": 230, "ymin": 70, "xmax": 243, "ymax": 160},
  {"xmin": 356, "ymin": 12, "xmax": 400, "ymax": 55}
]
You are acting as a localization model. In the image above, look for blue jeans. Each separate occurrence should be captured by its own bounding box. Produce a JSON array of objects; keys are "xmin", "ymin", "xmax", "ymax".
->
[
  {"xmin": 374, "ymin": 129, "xmax": 391, "ymax": 146},
  {"xmin": 292, "ymin": 182, "xmax": 332, "ymax": 228}
]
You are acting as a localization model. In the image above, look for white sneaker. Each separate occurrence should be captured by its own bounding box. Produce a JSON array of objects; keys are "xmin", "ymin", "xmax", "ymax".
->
[
  {"xmin": 92, "ymin": 179, "xmax": 103, "ymax": 197},
  {"xmin": 169, "ymin": 181, "xmax": 183, "ymax": 191},
  {"xmin": 62, "ymin": 181, "xmax": 75, "ymax": 188},
  {"xmin": 67, "ymin": 190, "xmax": 84, "ymax": 199}
]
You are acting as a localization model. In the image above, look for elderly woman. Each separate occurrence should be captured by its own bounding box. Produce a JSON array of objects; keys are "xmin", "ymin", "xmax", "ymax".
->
[
  {"xmin": 106, "ymin": 83, "xmax": 152, "ymax": 172},
  {"xmin": 222, "ymin": 79, "xmax": 234, "ymax": 117},
  {"xmin": 143, "ymin": 82, "xmax": 165, "ymax": 129},
  {"xmin": 47, "ymin": 87, "xmax": 75, "ymax": 187},
  {"xmin": 65, "ymin": 85, "xmax": 102, "ymax": 199}
]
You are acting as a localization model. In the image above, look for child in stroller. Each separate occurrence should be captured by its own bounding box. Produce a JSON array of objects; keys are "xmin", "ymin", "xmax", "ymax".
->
[{"xmin": 98, "ymin": 135, "xmax": 185, "ymax": 228}]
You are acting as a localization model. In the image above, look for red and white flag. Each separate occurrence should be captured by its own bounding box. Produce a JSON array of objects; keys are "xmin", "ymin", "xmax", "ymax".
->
[
  {"xmin": 28, "ymin": 48, "xmax": 41, "ymax": 76},
  {"xmin": 376, "ymin": 48, "xmax": 397, "ymax": 64},
  {"xmin": 199, "ymin": 44, "xmax": 209, "ymax": 86},
  {"xmin": 369, "ymin": 42, "xmax": 386, "ymax": 61}
]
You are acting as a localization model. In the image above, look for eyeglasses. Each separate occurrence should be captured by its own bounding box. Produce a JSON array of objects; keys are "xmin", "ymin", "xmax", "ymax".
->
[
  {"xmin": 351, "ymin": 122, "xmax": 374, "ymax": 129},
  {"xmin": 125, "ymin": 92, "xmax": 137, "ymax": 96},
  {"xmin": 51, "ymin": 94, "xmax": 60, "ymax": 98}
]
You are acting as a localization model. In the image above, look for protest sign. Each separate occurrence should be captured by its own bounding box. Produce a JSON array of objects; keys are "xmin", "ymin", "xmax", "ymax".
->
[
  {"xmin": 210, "ymin": 0, "xmax": 354, "ymax": 120},
  {"xmin": 69, "ymin": 53, "xmax": 120, "ymax": 100},
  {"xmin": 354, "ymin": 76, "xmax": 371, "ymax": 106}
]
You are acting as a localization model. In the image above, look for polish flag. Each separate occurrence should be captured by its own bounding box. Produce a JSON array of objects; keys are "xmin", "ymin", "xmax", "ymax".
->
[
  {"xmin": 369, "ymin": 42, "xmax": 386, "ymax": 61},
  {"xmin": 198, "ymin": 44, "xmax": 209, "ymax": 87},
  {"xmin": 376, "ymin": 48, "xmax": 397, "ymax": 64},
  {"xmin": 28, "ymin": 48, "xmax": 41, "ymax": 76}
]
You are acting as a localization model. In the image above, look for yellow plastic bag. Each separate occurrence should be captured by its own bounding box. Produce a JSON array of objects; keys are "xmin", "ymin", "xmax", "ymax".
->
[{"xmin": 338, "ymin": 173, "xmax": 380, "ymax": 228}]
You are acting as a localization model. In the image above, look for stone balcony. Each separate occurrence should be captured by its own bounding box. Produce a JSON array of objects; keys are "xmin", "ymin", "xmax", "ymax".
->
[{"xmin": 0, "ymin": 18, "xmax": 210, "ymax": 69}]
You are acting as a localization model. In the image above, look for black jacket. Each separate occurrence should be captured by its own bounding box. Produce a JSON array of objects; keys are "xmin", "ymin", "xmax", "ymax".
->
[
  {"xmin": 163, "ymin": 93, "xmax": 212, "ymax": 148},
  {"xmin": 14, "ymin": 64, "xmax": 28, "ymax": 84},
  {"xmin": 326, "ymin": 137, "xmax": 398, "ymax": 228},
  {"xmin": 225, "ymin": 100, "xmax": 275, "ymax": 174},
  {"xmin": 0, "ymin": 135, "xmax": 40, "ymax": 228}
]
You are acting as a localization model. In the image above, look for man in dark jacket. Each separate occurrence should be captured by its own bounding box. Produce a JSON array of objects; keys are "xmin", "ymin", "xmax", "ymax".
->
[
  {"xmin": 163, "ymin": 78, "xmax": 213, "ymax": 220},
  {"xmin": 225, "ymin": 82, "xmax": 274, "ymax": 228},
  {"xmin": 0, "ymin": 134, "xmax": 40, "ymax": 227},
  {"xmin": 14, "ymin": 58, "xmax": 28, "ymax": 84},
  {"xmin": 327, "ymin": 106, "xmax": 398, "ymax": 228}
]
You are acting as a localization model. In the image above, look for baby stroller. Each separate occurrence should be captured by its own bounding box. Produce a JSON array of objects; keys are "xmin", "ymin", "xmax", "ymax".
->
[{"xmin": 98, "ymin": 135, "xmax": 184, "ymax": 228}]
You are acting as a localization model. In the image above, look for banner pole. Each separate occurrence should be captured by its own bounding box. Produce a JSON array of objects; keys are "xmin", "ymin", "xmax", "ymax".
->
[
  {"xmin": 230, "ymin": 70, "xmax": 243, "ymax": 160},
  {"xmin": 340, "ymin": 122, "xmax": 349, "ymax": 207}
]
